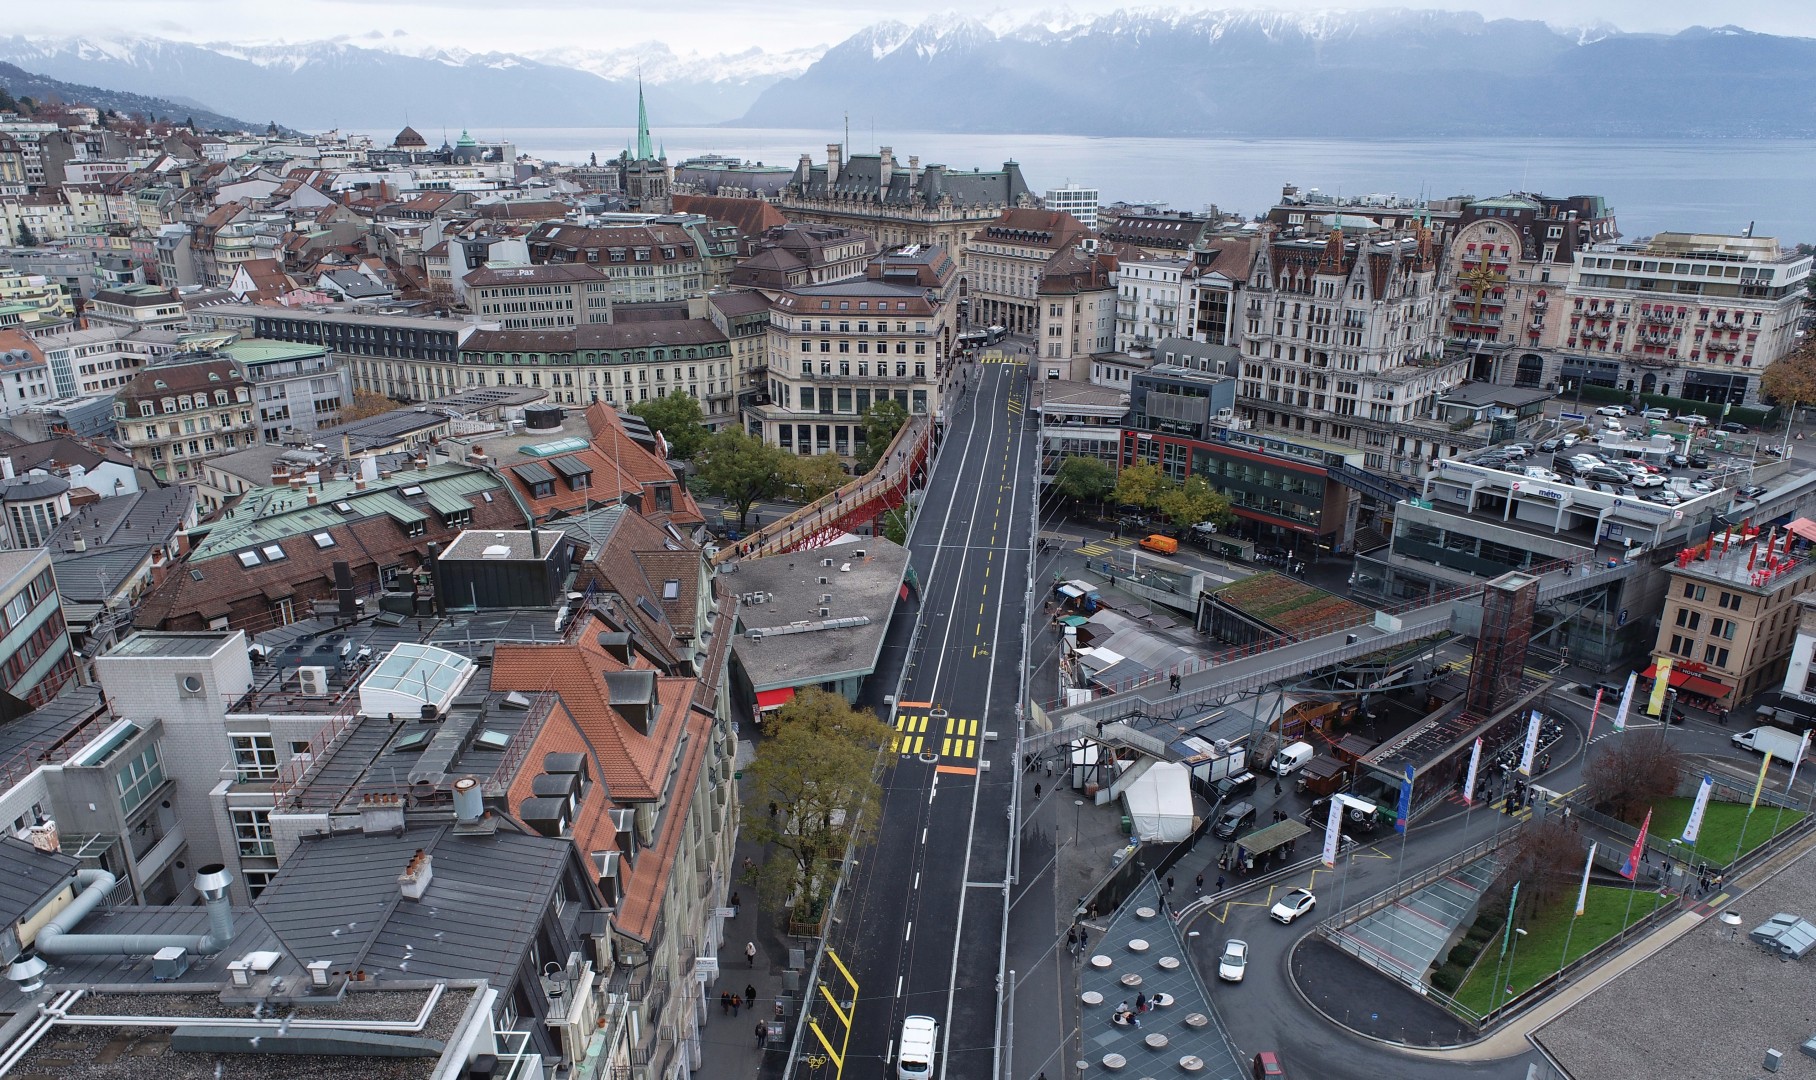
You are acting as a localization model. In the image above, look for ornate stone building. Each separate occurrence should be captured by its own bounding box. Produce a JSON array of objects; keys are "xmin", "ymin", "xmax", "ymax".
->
[{"xmin": 615, "ymin": 83, "xmax": 671, "ymax": 213}]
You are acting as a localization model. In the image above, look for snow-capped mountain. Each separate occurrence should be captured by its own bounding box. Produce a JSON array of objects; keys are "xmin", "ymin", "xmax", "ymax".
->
[
  {"xmin": 0, "ymin": 33, "xmax": 820, "ymax": 130},
  {"xmin": 3, "ymin": 11, "xmax": 1814, "ymax": 139},
  {"xmin": 736, "ymin": 9, "xmax": 1816, "ymax": 138}
]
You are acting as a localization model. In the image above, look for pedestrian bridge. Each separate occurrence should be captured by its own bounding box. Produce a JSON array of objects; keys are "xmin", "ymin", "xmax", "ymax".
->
[{"xmin": 1027, "ymin": 555, "xmax": 1640, "ymax": 752}]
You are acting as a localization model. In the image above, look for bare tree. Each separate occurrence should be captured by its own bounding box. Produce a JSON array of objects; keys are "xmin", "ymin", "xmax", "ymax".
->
[
  {"xmin": 1584, "ymin": 736, "xmax": 1684, "ymax": 824},
  {"xmin": 1497, "ymin": 817, "xmax": 1587, "ymax": 921}
]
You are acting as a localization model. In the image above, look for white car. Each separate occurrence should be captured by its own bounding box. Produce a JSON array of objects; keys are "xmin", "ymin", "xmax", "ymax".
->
[
  {"xmin": 1218, "ymin": 939, "xmax": 1249, "ymax": 982},
  {"xmin": 1522, "ymin": 466, "xmax": 1561, "ymax": 482},
  {"xmin": 1270, "ymin": 888, "xmax": 1317, "ymax": 924},
  {"xmin": 1631, "ymin": 473, "xmax": 1665, "ymax": 488},
  {"xmin": 1640, "ymin": 407, "xmax": 1671, "ymax": 420},
  {"xmin": 1560, "ymin": 433, "xmax": 1579, "ymax": 447},
  {"xmin": 1677, "ymin": 414, "xmax": 1708, "ymax": 427},
  {"xmin": 1596, "ymin": 405, "xmax": 1629, "ymax": 417}
]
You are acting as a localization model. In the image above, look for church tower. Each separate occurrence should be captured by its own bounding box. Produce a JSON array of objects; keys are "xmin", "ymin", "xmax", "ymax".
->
[{"xmin": 618, "ymin": 81, "xmax": 671, "ymax": 213}]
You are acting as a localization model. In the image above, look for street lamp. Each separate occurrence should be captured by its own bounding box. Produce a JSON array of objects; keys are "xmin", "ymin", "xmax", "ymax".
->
[{"xmin": 1074, "ymin": 799, "xmax": 1085, "ymax": 845}]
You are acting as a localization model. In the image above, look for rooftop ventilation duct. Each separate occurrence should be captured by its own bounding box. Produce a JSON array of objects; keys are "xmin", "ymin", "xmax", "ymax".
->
[{"xmin": 29, "ymin": 864, "xmax": 236, "ymax": 961}]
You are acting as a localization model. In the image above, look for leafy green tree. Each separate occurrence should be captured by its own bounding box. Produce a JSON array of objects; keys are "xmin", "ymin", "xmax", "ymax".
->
[
  {"xmin": 879, "ymin": 506, "xmax": 911, "ymax": 545},
  {"xmin": 741, "ymin": 688, "xmax": 894, "ymax": 924},
  {"xmin": 784, "ymin": 453, "xmax": 849, "ymax": 502},
  {"xmin": 1157, "ymin": 475, "xmax": 1233, "ymax": 529},
  {"xmin": 1112, "ymin": 461, "xmax": 1172, "ymax": 511},
  {"xmin": 1052, "ymin": 456, "xmax": 1115, "ymax": 506},
  {"xmin": 856, "ymin": 399, "xmax": 909, "ymax": 472},
  {"xmin": 15, "ymin": 223, "xmax": 35, "ymax": 247},
  {"xmin": 695, "ymin": 429, "xmax": 788, "ymax": 531},
  {"xmin": 630, "ymin": 391, "xmax": 708, "ymax": 460},
  {"xmin": 1760, "ymin": 337, "xmax": 1816, "ymax": 413}
]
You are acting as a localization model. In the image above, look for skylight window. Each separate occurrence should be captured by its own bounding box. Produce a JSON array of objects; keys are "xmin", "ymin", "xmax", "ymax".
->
[
  {"xmin": 401, "ymin": 485, "xmax": 424, "ymax": 497},
  {"xmin": 313, "ymin": 532, "xmax": 336, "ymax": 549},
  {"xmin": 662, "ymin": 579, "xmax": 680, "ymax": 600},
  {"xmin": 261, "ymin": 544, "xmax": 286, "ymax": 562},
  {"xmin": 473, "ymin": 729, "xmax": 511, "ymax": 751},
  {"xmin": 237, "ymin": 551, "xmax": 261, "ymax": 568},
  {"xmin": 391, "ymin": 729, "xmax": 432, "ymax": 753},
  {"xmin": 335, "ymin": 501, "xmax": 355, "ymax": 513}
]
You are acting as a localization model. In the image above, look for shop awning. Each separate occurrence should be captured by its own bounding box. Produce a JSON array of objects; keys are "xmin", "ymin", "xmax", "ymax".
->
[
  {"xmin": 1639, "ymin": 664, "xmax": 1690, "ymax": 687},
  {"xmin": 1680, "ymin": 675, "xmax": 1730, "ymax": 699},
  {"xmin": 756, "ymin": 687, "xmax": 796, "ymax": 711}
]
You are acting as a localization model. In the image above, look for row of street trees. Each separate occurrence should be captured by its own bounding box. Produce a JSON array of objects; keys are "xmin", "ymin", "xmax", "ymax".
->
[
  {"xmin": 630, "ymin": 393, "xmax": 909, "ymax": 531},
  {"xmin": 1048, "ymin": 456, "xmax": 1237, "ymax": 532}
]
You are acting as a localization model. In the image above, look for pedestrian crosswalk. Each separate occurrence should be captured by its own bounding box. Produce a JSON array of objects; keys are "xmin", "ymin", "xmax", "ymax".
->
[
  {"xmin": 892, "ymin": 712, "xmax": 978, "ymax": 761},
  {"xmin": 979, "ymin": 352, "xmax": 1025, "ymax": 365},
  {"xmin": 1077, "ymin": 543, "xmax": 1111, "ymax": 556}
]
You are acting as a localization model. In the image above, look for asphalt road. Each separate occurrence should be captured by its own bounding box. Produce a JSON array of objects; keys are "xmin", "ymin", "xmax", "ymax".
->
[{"xmin": 822, "ymin": 359, "xmax": 1034, "ymax": 1079}]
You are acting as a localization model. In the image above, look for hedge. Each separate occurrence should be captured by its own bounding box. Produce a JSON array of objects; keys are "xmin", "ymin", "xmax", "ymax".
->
[
  {"xmin": 1636, "ymin": 392, "xmax": 1778, "ymax": 428},
  {"xmin": 1431, "ymin": 965, "xmax": 1465, "ymax": 993}
]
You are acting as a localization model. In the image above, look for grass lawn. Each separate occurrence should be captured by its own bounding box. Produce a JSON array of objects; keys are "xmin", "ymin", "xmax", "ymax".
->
[
  {"xmin": 1453, "ymin": 885, "xmax": 1672, "ymax": 1015},
  {"xmin": 1644, "ymin": 796, "xmax": 1806, "ymax": 867}
]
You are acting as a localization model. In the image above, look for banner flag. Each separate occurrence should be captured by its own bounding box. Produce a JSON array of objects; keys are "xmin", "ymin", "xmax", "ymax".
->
[
  {"xmin": 1575, "ymin": 842, "xmax": 1597, "ymax": 917},
  {"xmin": 1586, "ymin": 688, "xmax": 1604, "ymax": 743},
  {"xmin": 1322, "ymin": 797, "xmax": 1343, "ymax": 868},
  {"xmin": 1751, "ymin": 752, "xmax": 1774, "ymax": 811},
  {"xmin": 1648, "ymin": 658, "xmax": 1673, "ymax": 717},
  {"xmin": 1619, "ymin": 809, "xmax": 1652, "ymax": 880},
  {"xmin": 1394, "ymin": 764, "xmax": 1414, "ymax": 834},
  {"xmin": 1462, "ymin": 737, "xmax": 1482, "ymax": 806},
  {"xmin": 1518, "ymin": 710, "xmax": 1543, "ymax": 777},
  {"xmin": 1681, "ymin": 776, "xmax": 1713, "ymax": 843},
  {"xmin": 1788, "ymin": 730, "xmax": 1812, "ymax": 792},
  {"xmin": 1613, "ymin": 672, "xmax": 1636, "ymax": 732}
]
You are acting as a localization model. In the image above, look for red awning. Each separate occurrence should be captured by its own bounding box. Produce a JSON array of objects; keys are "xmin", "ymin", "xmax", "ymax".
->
[
  {"xmin": 1680, "ymin": 675, "xmax": 1730, "ymax": 699},
  {"xmin": 756, "ymin": 687, "xmax": 796, "ymax": 711}
]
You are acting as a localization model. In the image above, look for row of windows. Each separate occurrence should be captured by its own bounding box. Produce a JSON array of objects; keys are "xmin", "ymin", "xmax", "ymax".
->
[
  {"xmin": 798, "ymin": 340, "xmax": 927, "ymax": 355},
  {"xmin": 473, "ymin": 347, "xmax": 730, "ymax": 364}
]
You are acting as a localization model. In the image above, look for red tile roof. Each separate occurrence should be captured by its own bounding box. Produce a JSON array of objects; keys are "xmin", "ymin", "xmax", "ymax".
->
[{"xmin": 671, "ymin": 194, "xmax": 787, "ymax": 239}]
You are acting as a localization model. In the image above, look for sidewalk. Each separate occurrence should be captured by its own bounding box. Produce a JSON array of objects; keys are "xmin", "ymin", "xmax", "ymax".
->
[{"xmin": 695, "ymin": 720, "xmax": 801, "ymax": 1080}]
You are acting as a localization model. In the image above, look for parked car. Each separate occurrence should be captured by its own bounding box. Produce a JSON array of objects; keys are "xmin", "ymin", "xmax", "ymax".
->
[
  {"xmin": 1667, "ymin": 452, "xmax": 1689, "ymax": 468},
  {"xmin": 1644, "ymin": 488, "xmax": 1682, "ymax": 505},
  {"xmin": 1560, "ymin": 433, "xmax": 1580, "ymax": 447},
  {"xmin": 1739, "ymin": 484, "xmax": 1768, "ymax": 500},
  {"xmin": 1641, "ymin": 407, "xmax": 1671, "ymax": 420},
  {"xmin": 1218, "ymin": 939, "xmax": 1250, "ymax": 982},
  {"xmin": 1538, "ymin": 437, "xmax": 1562, "ymax": 452},
  {"xmin": 1596, "ymin": 405, "xmax": 1629, "ymax": 417},
  {"xmin": 1721, "ymin": 421, "xmax": 1749, "ymax": 434},
  {"xmin": 1214, "ymin": 771, "xmax": 1258, "ymax": 802},
  {"xmin": 1252, "ymin": 1052, "xmax": 1288, "ymax": 1080},
  {"xmin": 1270, "ymin": 889, "xmax": 1317, "ymax": 924},
  {"xmin": 1678, "ymin": 414, "xmax": 1709, "ymax": 427},
  {"xmin": 1523, "ymin": 466, "xmax": 1562, "ymax": 482},
  {"xmin": 1688, "ymin": 452, "xmax": 1710, "ymax": 468}
]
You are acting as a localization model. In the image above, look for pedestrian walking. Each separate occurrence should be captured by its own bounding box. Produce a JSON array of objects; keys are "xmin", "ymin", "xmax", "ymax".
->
[
  {"xmin": 1078, "ymin": 929, "xmax": 1089, "ymax": 953},
  {"xmin": 731, "ymin": 994, "xmax": 741, "ymax": 1016},
  {"xmin": 746, "ymin": 983, "xmax": 756, "ymax": 1006},
  {"xmin": 720, "ymin": 991, "xmax": 731, "ymax": 1015},
  {"xmin": 745, "ymin": 941, "xmax": 757, "ymax": 968},
  {"xmin": 1136, "ymin": 992, "xmax": 1148, "ymax": 1013},
  {"xmin": 756, "ymin": 1022, "xmax": 767, "ymax": 1048},
  {"xmin": 1034, "ymin": 782, "xmax": 1042, "ymax": 799},
  {"xmin": 1274, "ymin": 780, "xmax": 1282, "ymax": 798},
  {"xmin": 729, "ymin": 891, "xmax": 741, "ymax": 916},
  {"xmin": 1194, "ymin": 872, "xmax": 1204, "ymax": 895},
  {"xmin": 1067, "ymin": 927, "xmax": 1078, "ymax": 954},
  {"xmin": 1216, "ymin": 875, "xmax": 1225, "ymax": 892}
]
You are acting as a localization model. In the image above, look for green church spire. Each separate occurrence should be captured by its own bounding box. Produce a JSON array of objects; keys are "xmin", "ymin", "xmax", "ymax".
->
[{"xmin": 635, "ymin": 79, "xmax": 655, "ymax": 162}]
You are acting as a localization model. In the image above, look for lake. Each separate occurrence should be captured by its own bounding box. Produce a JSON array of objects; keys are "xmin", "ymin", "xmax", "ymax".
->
[{"xmin": 370, "ymin": 125, "xmax": 1816, "ymax": 242}]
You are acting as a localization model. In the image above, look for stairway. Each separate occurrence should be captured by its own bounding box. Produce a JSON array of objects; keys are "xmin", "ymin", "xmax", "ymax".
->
[{"xmin": 1328, "ymin": 854, "xmax": 1501, "ymax": 989}]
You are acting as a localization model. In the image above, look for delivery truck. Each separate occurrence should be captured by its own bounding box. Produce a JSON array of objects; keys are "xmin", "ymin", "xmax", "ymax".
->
[{"xmin": 1730, "ymin": 725, "xmax": 1808, "ymax": 763}]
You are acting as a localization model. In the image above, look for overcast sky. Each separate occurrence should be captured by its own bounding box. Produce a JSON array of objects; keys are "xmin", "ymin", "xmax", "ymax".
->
[{"xmin": 12, "ymin": 1, "xmax": 1815, "ymax": 56}]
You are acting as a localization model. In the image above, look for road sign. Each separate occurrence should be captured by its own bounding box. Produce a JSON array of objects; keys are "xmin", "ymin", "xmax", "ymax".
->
[{"xmin": 1560, "ymin": 411, "xmax": 1586, "ymax": 421}]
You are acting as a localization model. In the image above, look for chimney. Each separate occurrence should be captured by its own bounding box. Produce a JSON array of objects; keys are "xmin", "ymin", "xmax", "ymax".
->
[
  {"xmin": 908, "ymin": 155, "xmax": 920, "ymax": 185},
  {"xmin": 355, "ymin": 476, "xmax": 367, "ymax": 491},
  {"xmin": 27, "ymin": 817, "xmax": 59, "ymax": 853},
  {"xmin": 825, "ymin": 143, "xmax": 841, "ymax": 186},
  {"xmin": 307, "ymin": 491, "xmax": 319, "ymax": 506},
  {"xmin": 289, "ymin": 476, "xmax": 305, "ymax": 491},
  {"xmin": 271, "ymin": 462, "xmax": 290, "ymax": 486},
  {"xmin": 397, "ymin": 848, "xmax": 433, "ymax": 900},
  {"xmin": 878, "ymin": 146, "xmax": 894, "ymax": 186},
  {"xmin": 466, "ymin": 444, "xmax": 486, "ymax": 465},
  {"xmin": 69, "ymin": 528, "xmax": 86, "ymax": 552},
  {"xmin": 358, "ymin": 792, "xmax": 406, "ymax": 835},
  {"xmin": 415, "ymin": 457, "xmax": 427, "ymax": 473}
]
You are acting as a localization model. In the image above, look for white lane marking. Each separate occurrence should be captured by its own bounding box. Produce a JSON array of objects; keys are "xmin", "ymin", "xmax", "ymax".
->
[{"xmin": 905, "ymin": 921, "xmax": 914, "ymax": 942}]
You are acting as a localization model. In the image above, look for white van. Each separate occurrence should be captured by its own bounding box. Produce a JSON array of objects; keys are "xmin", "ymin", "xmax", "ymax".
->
[
  {"xmin": 897, "ymin": 1015, "xmax": 939, "ymax": 1079},
  {"xmin": 1271, "ymin": 741, "xmax": 1315, "ymax": 776}
]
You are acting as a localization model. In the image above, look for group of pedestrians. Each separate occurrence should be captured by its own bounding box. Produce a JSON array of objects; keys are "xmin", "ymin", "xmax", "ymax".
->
[{"xmin": 717, "ymin": 985, "xmax": 759, "ymax": 1016}]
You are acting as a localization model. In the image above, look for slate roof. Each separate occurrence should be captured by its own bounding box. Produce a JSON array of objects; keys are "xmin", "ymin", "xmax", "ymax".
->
[
  {"xmin": 730, "ymin": 537, "xmax": 908, "ymax": 690},
  {"xmin": 4, "ymin": 436, "xmax": 130, "ymax": 475},
  {"xmin": 0, "ymin": 684, "xmax": 108, "ymax": 782},
  {"xmin": 0, "ymin": 836, "xmax": 77, "ymax": 929},
  {"xmin": 461, "ymin": 318, "xmax": 727, "ymax": 357},
  {"xmin": 669, "ymin": 194, "xmax": 787, "ymax": 239},
  {"xmin": 793, "ymin": 154, "xmax": 1032, "ymax": 211},
  {"xmin": 256, "ymin": 823, "xmax": 571, "ymax": 989},
  {"xmin": 464, "ymin": 262, "xmax": 611, "ymax": 288}
]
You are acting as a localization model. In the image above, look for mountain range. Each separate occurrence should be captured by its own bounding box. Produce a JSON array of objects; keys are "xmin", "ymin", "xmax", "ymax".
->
[
  {"xmin": 1, "ymin": 10, "xmax": 1814, "ymax": 140},
  {"xmin": 0, "ymin": 60, "xmax": 267, "ymax": 133}
]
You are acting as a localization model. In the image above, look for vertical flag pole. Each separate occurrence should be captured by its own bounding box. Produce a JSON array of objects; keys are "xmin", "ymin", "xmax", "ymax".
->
[{"xmin": 1738, "ymin": 751, "xmax": 1774, "ymax": 863}]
